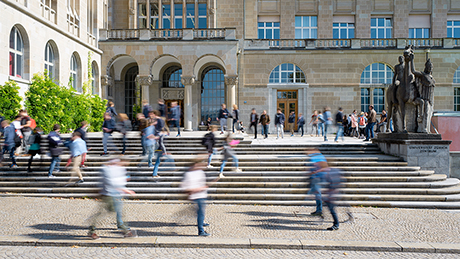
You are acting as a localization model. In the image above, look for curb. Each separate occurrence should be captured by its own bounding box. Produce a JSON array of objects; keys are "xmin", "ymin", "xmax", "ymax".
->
[{"xmin": 0, "ymin": 236, "xmax": 458, "ymax": 253}]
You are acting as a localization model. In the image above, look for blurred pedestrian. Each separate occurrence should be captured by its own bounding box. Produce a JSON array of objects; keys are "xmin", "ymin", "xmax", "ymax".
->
[
  {"xmin": 88, "ymin": 158, "xmax": 136, "ymax": 240},
  {"xmin": 288, "ymin": 111, "xmax": 296, "ymax": 137},
  {"xmin": 152, "ymin": 129, "xmax": 175, "ymax": 178},
  {"xmin": 306, "ymin": 148, "xmax": 327, "ymax": 217},
  {"xmin": 310, "ymin": 110, "xmax": 318, "ymax": 136},
  {"xmin": 232, "ymin": 104, "xmax": 239, "ymax": 134},
  {"xmin": 217, "ymin": 103, "xmax": 229, "ymax": 134},
  {"xmin": 27, "ymin": 127, "xmax": 43, "ymax": 172},
  {"xmin": 317, "ymin": 111, "xmax": 325, "ymax": 137},
  {"xmin": 297, "ymin": 113, "xmax": 305, "ymax": 137},
  {"xmin": 1, "ymin": 120, "xmax": 17, "ymax": 168},
  {"xmin": 157, "ymin": 99, "xmax": 169, "ymax": 134},
  {"xmin": 47, "ymin": 124, "xmax": 63, "ymax": 177},
  {"xmin": 106, "ymin": 101, "xmax": 118, "ymax": 119},
  {"xmin": 249, "ymin": 108, "xmax": 258, "ymax": 139},
  {"xmin": 142, "ymin": 99, "xmax": 153, "ymax": 119},
  {"xmin": 323, "ymin": 107, "xmax": 332, "ymax": 141},
  {"xmin": 101, "ymin": 112, "xmax": 116, "ymax": 156},
  {"xmin": 136, "ymin": 113, "xmax": 148, "ymax": 156},
  {"xmin": 169, "ymin": 101, "xmax": 181, "ymax": 137},
  {"xmin": 275, "ymin": 109, "xmax": 285, "ymax": 139},
  {"xmin": 334, "ymin": 107, "xmax": 344, "ymax": 142},
  {"xmin": 202, "ymin": 126, "xmax": 217, "ymax": 168},
  {"xmin": 259, "ymin": 110, "xmax": 270, "ymax": 139},
  {"xmin": 66, "ymin": 132, "xmax": 87, "ymax": 185},
  {"xmin": 117, "ymin": 114, "xmax": 132, "ymax": 155},
  {"xmin": 19, "ymin": 110, "xmax": 33, "ymax": 156},
  {"xmin": 218, "ymin": 134, "xmax": 242, "ymax": 176}
]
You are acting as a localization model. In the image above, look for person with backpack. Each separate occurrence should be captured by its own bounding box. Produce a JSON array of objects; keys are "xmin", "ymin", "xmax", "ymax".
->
[
  {"xmin": 218, "ymin": 134, "xmax": 242, "ymax": 176},
  {"xmin": 157, "ymin": 99, "xmax": 169, "ymax": 134},
  {"xmin": 334, "ymin": 107, "xmax": 344, "ymax": 142},
  {"xmin": 323, "ymin": 107, "xmax": 333, "ymax": 141},
  {"xmin": 202, "ymin": 126, "xmax": 217, "ymax": 168},
  {"xmin": 317, "ymin": 111, "xmax": 325, "ymax": 137},
  {"xmin": 19, "ymin": 110, "xmax": 33, "ymax": 155},
  {"xmin": 358, "ymin": 112, "xmax": 367, "ymax": 139},
  {"xmin": 1, "ymin": 120, "xmax": 17, "ymax": 168},
  {"xmin": 288, "ymin": 111, "xmax": 296, "ymax": 137},
  {"xmin": 27, "ymin": 127, "xmax": 43, "ymax": 172},
  {"xmin": 101, "ymin": 112, "xmax": 117, "ymax": 156},
  {"xmin": 232, "ymin": 104, "xmax": 239, "ymax": 134},
  {"xmin": 106, "ymin": 101, "xmax": 118, "ymax": 119},
  {"xmin": 350, "ymin": 110, "xmax": 358, "ymax": 138},
  {"xmin": 152, "ymin": 129, "xmax": 175, "ymax": 178},
  {"xmin": 117, "ymin": 114, "xmax": 132, "ymax": 156},
  {"xmin": 297, "ymin": 113, "xmax": 305, "ymax": 137},
  {"xmin": 309, "ymin": 110, "xmax": 318, "ymax": 137},
  {"xmin": 274, "ymin": 109, "xmax": 285, "ymax": 139},
  {"xmin": 142, "ymin": 99, "xmax": 153, "ymax": 119},
  {"xmin": 48, "ymin": 124, "xmax": 63, "ymax": 178}
]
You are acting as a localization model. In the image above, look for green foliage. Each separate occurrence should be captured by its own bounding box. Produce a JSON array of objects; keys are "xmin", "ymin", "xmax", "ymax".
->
[
  {"xmin": 88, "ymin": 95, "xmax": 107, "ymax": 132},
  {"xmin": 25, "ymin": 73, "xmax": 106, "ymax": 133},
  {"xmin": 0, "ymin": 81, "xmax": 22, "ymax": 121},
  {"xmin": 133, "ymin": 104, "xmax": 141, "ymax": 116}
]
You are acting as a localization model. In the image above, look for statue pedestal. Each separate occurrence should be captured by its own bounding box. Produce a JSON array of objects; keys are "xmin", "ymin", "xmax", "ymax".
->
[{"xmin": 373, "ymin": 133, "xmax": 452, "ymax": 176}]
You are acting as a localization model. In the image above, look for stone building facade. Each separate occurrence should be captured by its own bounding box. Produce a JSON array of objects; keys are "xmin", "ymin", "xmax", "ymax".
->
[
  {"xmin": 99, "ymin": 0, "xmax": 460, "ymax": 132},
  {"xmin": 0, "ymin": 0, "xmax": 104, "ymax": 98}
]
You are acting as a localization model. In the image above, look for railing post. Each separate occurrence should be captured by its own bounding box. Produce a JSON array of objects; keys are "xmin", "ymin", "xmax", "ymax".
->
[
  {"xmin": 139, "ymin": 29, "xmax": 150, "ymax": 40},
  {"xmin": 99, "ymin": 29, "xmax": 108, "ymax": 41},
  {"xmin": 444, "ymin": 38, "xmax": 453, "ymax": 49},
  {"xmin": 225, "ymin": 28, "xmax": 236, "ymax": 40},
  {"xmin": 183, "ymin": 29, "xmax": 194, "ymax": 40}
]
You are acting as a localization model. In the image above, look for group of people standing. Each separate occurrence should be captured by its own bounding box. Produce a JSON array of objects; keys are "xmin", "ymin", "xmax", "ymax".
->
[{"xmin": 248, "ymin": 108, "xmax": 306, "ymax": 140}]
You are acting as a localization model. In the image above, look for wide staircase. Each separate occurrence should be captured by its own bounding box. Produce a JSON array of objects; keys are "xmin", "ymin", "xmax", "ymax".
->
[{"xmin": 1, "ymin": 133, "xmax": 460, "ymax": 209}]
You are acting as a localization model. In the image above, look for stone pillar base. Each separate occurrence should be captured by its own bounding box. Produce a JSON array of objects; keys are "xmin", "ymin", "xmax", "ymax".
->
[{"xmin": 373, "ymin": 133, "xmax": 452, "ymax": 176}]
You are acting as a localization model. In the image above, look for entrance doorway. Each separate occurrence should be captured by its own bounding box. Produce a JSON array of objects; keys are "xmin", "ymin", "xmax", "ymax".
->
[
  {"xmin": 124, "ymin": 66, "xmax": 140, "ymax": 120},
  {"xmin": 165, "ymin": 99, "xmax": 184, "ymax": 127},
  {"xmin": 277, "ymin": 90, "xmax": 298, "ymax": 130}
]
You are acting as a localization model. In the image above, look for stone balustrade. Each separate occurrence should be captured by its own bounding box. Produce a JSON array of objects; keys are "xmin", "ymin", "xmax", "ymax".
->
[
  {"xmin": 100, "ymin": 28, "xmax": 236, "ymax": 41},
  {"xmin": 244, "ymin": 38, "xmax": 459, "ymax": 50}
]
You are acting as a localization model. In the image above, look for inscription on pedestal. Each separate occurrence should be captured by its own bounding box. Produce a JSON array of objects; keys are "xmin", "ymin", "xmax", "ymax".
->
[{"xmin": 409, "ymin": 146, "xmax": 449, "ymax": 153}]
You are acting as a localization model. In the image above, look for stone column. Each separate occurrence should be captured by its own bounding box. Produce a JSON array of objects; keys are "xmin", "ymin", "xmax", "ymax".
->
[
  {"xmin": 225, "ymin": 75, "xmax": 238, "ymax": 130},
  {"xmin": 136, "ymin": 75, "xmax": 153, "ymax": 104},
  {"xmin": 181, "ymin": 76, "xmax": 195, "ymax": 131},
  {"xmin": 101, "ymin": 75, "xmax": 113, "ymax": 99}
]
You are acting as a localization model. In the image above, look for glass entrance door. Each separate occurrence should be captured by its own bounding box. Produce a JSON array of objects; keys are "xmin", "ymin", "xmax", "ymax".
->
[{"xmin": 277, "ymin": 90, "xmax": 298, "ymax": 130}]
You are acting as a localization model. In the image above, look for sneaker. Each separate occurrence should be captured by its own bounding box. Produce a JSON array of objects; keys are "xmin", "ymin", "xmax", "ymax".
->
[
  {"xmin": 76, "ymin": 179, "xmax": 84, "ymax": 184},
  {"xmin": 218, "ymin": 173, "xmax": 225, "ymax": 178},
  {"xmin": 100, "ymin": 152, "xmax": 109, "ymax": 156},
  {"xmin": 235, "ymin": 168, "xmax": 243, "ymax": 173},
  {"xmin": 123, "ymin": 230, "xmax": 137, "ymax": 238},
  {"xmin": 152, "ymin": 175, "xmax": 160, "ymax": 178},
  {"xmin": 48, "ymin": 175, "xmax": 56, "ymax": 178},
  {"xmin": 198, "ymin": 231, "xmax": 211, "ymax": 237},
  {"xmin": 310, "ymin": 211, "xmax": 323, "ymax": 217},
  {"xmin": 80, "ymin": 165, "xmax": 87, "ymax": 168},
  {"xmin": 10, "ymin": 164, "xmax": 18, "ymax": 168},
  {"xmin": 89, "ymin": 233, "xmax": 100, "ymax": 240},
  {"xmin": 206, "ymin": 165, "xmax": 213, "ymax": 168},
  {"xmin": 327, "ymin": 225, "xmax": 339, "ymax": 231},
  {"xmin": 203, "ymin": 223, "xmax": 210, "ymax": 227},
  {"xmin": 176, "ymin": 134, "xmax": 181, "ymax": 137}
]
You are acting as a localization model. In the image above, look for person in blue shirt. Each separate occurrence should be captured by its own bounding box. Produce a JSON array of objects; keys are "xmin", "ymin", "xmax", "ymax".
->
[
  {"xmin": 169, "ymin": 101, "xmax": 181, "ymax": 137},
  {"xmin": 323, "ymin": 107, "xmax": 333, "ymax": 141},
  {"xmin": 1, "ymin": 120, "xmax": 17, "ymax": 168},
  {"xmin": 66, "ymin": 132, "xmax": 87, "ymax": 185},
  {"xmin": 217, "ymin": 103, "xmax": 229, "ymax": 134},
  {"xmin": 48, "ymin": 124, "xmax": 63, "ymax": 177},
  {"xmin": 297, "ymin": 113, "xmax": 305, "ymax": 137},
  {"xmin": 101, "ymin": 112, "xmax": 116, "ymax": 156},
  {"xmin": 141, "ymin": 120, "xmax": 156, "ymax": 168}
]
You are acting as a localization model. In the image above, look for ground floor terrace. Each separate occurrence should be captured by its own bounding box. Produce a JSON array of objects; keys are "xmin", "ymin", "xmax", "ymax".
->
[{"xmin": 99, "ymin": 38, "xmax": 460, "ymax": 132}]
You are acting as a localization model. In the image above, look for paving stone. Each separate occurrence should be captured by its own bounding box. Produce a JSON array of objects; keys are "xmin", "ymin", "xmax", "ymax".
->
[
  {"xmin": 429, "ymin": 242, "xmax": 460, "ymax": 254},
  {"xmin": 249, "ymin": 238, "xmax": 302, "ymax": 249},
  {"xmin": 157, "ymin": 236, "xmax": 250, "ymax": 248},
  {"xmin": 300, "ymin": 240, "xmax": 402, "ymax": 252}
]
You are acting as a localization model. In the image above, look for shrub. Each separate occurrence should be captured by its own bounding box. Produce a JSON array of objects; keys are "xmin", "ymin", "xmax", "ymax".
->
[{"xmin": 0, "ymin": 81, "xmax": 23, "ymax": 121}]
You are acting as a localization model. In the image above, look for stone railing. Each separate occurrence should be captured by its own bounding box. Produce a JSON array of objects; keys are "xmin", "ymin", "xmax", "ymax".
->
[
  {"xmin": 100, "ymin": 28, "xmax": 236, "ymax": 41},
  {"xmin": 244, "ymin": 38, "xmax": 460, "ymax": 50}
]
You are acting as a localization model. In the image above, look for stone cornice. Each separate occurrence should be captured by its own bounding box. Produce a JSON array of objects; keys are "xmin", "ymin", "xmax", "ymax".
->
[
  {"xmin": 136, "ymin": 75, "xmax": 153, "ymax": 85},
  {"xmin": 181, "ymin": 76, "xmax": 196, "ymax": 86},
  {"xmin": 225, "ymin": 75, "xmax": 238, "ymax": 86}
]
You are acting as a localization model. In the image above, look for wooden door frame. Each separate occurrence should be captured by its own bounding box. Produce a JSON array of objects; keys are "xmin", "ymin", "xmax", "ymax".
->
[{"xmin": 276, "ymin": 90, "xmax": 298, "ymax": 130}]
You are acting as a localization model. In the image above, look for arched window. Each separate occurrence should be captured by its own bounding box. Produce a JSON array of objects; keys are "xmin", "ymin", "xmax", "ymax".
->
[
  {"xmin": 360, "ymin": 63, "xmax": 394, "ymax": 113},
  {"xmin": 9, "ymin": 27, "xmax": 24, "ymax": 78},
  {"xmin": 453, "ymin": 66, "xmax": 460, "ymax": 111},
  {"xmin": 125, "ymin": 66, "xmax": 139, "ymax": 119},
  {"xmin": 44, "ymin": 42, "xmax": 55, "ymax": 77},
  {"xmin": 201, "ymin": 67, "xmax": 225, "ymax": 122},
  {"xmin": 163, "ymin": 66, "xmax": 184, "ymax": 88},
  {"xmin": 70, "ymin": 53, "xmax": 79, "ymax": 92},
  {"xmin": 269, "ymin": 63, "xmax": 306, "ymax": 84}
]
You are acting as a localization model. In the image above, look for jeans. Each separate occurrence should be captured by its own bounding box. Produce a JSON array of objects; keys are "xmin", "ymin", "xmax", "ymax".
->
[
  {"xmin": 308, "ymin": 175, "xmax": 323, "ymax": 213},
  {"xmin": 299, "ymin": 125, "xmax": 304, "ymax": 136},
  {"xmin": 219, "ymin": 118, "xmax": 227, "ymax": 133},
  {"xmin": 311, "ymin": 124, "xmax": 317, "ymax": 135},
  {"xmin": 220, "ymin": 154, "xmax": 239, "ymax": 173},
  {"xmin": 2, "ymin": 145, "xmax": 17, "ymax": 166},
  {"xmin": 324, "ymin": 123, "xmax": 331, "ymax": 141},
  {"xmin": 147, "ymin": 145, "xmax": 154, "ymax": 167},
  {"xmin": 103, "ymin": 132, "xmax": 111, "ymax": 153},
  {"xmin": 365, "ymin": 122, "xmax": 376, "ymax": 140},
  {"xmin": 317, "ymin": 123, "xmax": 324, "ymax": 136},
  {"xmin": 194, "ymin": 198, "xmax": 206, "ymax": 234},
  {"xmin": 276, "ymin": 124, "xmax": 284, "ymax": 138},
  {"xmin": 207, "ymin": 152, "xmax": 213, "ymax": 166},
  {"xmin": 262, "ymin": 125, "xmax": 269, "ymax": 138},
  {"xmin": 122, "ymin": 134, "xmax": 127, "ymax": 154},
  {"xmin": 89, "ymin": 195, "xmax": 129, "ymax": 234},
  {"xmin": 172, "ymin": 120, "xmax": 180, "ymax": 135},
  {"xmin": 232, "ymin": 119, "xmax": 238, "ymax": 133},
  {"xmin": 153, "ymin": 152, "xmax": 175, "ymax": 176},
  {"xmin": 250, "ymin": 123, "xmax": 257, "ymax": 139},
  {"xmin": 334, "ymin": 124, "xmax": 344, "ymax": 142},
  {"xmin": 325, "ymin": 200, "xmax": 339, "ymax": 227},
  {"xmin": 141, "ymin": 135, "xmax": 146, "ymax": 156},
  {"xmin": 49, "ymin": 156, "xmax": 61, "ymax": 176},
  {"xmin": 22, "ymin": 131, "xmax": 31, "ymax": 154}
]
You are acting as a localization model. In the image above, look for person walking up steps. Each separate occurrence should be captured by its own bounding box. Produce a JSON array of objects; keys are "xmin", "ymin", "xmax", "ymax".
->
[
  {"xmin": 232, "ymin": 105, "xmax": 239, "ymax": 134},
  {"xmin": 152, "ymin": 129, "xmax": 175, "ymax": 178},
  {"xmin": 106, "ymin": 101, "xmax": 118, "ymax": 119},
  {"xmin": 101, "ymin": 112, "xmax": 117, "ymax": 156},
  {"xmin": 169, "ymin": 101, "xmax": 181, "ymax": 137},
  {"xmin": 48, "ymin": 124, "xmax": 63, "ymax": 177},
  {"xmin": 88, "ymin": 158, "xmax": 136, "ymax": 240},
  {"xmin": 275, "ymin": 109, "xmax": 285, "ymax": 139},
  {"xmin": 1, "ymin": 120, "xmax": 18, "ymax": 168},
  {"xmin": 66, "ymin": 132, "xmax": 87, "ymax": 185},
  {"xmin": 288, "ymin": 111, "xmax": 296, "ymax": 137},
  {"xmin": 202, "ymin": 126, "xmax": 217, "ymax": 168},
  {"xmin": 218, "ymin": 134, "xmax": 242, "ymax": 177},
  {"xmin": 334, "ymin": 107, "xmax": 344, "ymax": 143},
  {"xmin": 27, "ymin": 127, "xmax": 43, "ymax": 172}
]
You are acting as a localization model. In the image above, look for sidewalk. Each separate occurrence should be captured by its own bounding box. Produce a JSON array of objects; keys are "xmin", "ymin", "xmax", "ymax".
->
[{"xmin": 0, "ymin": 196, "xmax": 458, "ymax": 253}]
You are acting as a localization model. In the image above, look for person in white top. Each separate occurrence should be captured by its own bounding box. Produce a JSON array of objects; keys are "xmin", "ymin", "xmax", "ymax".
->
[{"xmin": 181, "ymin": 159, "xmax": 220, "ymax": 236}]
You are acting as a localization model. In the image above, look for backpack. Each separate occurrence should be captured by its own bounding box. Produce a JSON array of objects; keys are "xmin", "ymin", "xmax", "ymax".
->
[
  {"xmin": 29, "ymin": 118, "xmax": 37, "ymax": 130},
  {"xmin": 201, "ymin": 132, "xmax": 213, "ymax": 146},
  {"xmin": 318, "ymin": 114, "xmax": 326, "ymax": 123},
  {"xmin": 359, "ymin": 116, "xmax": 366, "ymax": 126},
  {"xmin": 14, "ymin": 129, "xmax": 22, "ymax": 148}
]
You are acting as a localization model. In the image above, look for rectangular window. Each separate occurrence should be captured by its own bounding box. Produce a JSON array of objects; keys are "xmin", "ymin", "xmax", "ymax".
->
[
  {"xmin": 371, "ymin": 18, "xmax": 392, "ymax": 39},
  {"xmin": 67, "ymin": 0, "xmax": 80, "ymax": 36},
  {"xmin": 447, "ymin": 20, "xmax": 460, "ymax": 38},
  {"xmin": 258, "ymin": 22, "xmax": 280, "ymax": 39},
  {"xmin": 295, "ymin": 16, "xmax": 317, "ymax": 39},
  {"xmin": 174, "ymin": 4, "xmax": 182, "ymax": 29},
  {"xmin": 373, "ymin": 88, "xmax": 385, "ymax": 113},
  {"xmin": 361, "ymin": 88, "xmax": 370, "ymax": 113},
  {"xmin": 455, "ymin": 87, "xmax": 460, "ymax": 111},
  {"xmin": 151, "ymin": 4, "xmax": 159, "ymax": 29},
  {"xmin": 409, "ymin": 28, "xmax": 430, "ymax": 38},
  {"xmin": 186, "ymin": 4, "xmax": 195, "ymax": 28},
  {"xmin": 198, "ymin": 3, "xmax": 207, "ymax": 29},
  {"xmin": 333, "ymin": 23, "xmax": 355, "ymax": 39},
  {"xmin": 163, "ymin": 4, "xmax": 171, "ymax": 29},
  {"xmin": 138, "ymin": 4, "xmax": 147, "ymax": 28}
]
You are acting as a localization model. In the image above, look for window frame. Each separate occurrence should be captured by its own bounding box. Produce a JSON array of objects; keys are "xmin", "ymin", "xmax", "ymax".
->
[
  {"xmin": 333, "ymin": 22, "xmax": 355, "ymax": 39},
  {"xmin": 70, "ymin": 54, "xmax": 79, "ymax": 92},
  {"xmin": 409, "ymin": 28, "xmax": 430, "ymax": 38},
  {"xmin": 371, "ymin": 18, "xmax": 392, "ymax": 39},
  {"xmin": 9, "ymin": 27, "xmax": 24, "ymax": 78},
  {"xmin": 447, "ymin": 20, "xmax": 460, "ymax": 38},
  {"xmin": 269, "ymin": 63, "xmax": 306, "ymax": 84},
  {"xmin": 44, "ymin": 42, "xmax": 55, "ymax": 78},
  {"xmin": 295, "ymin": 16, "xmax": 317, "ymax": 39},
  {"xmin": 258, "ymin": 22, "xmax": 280, "ymax": 40}
]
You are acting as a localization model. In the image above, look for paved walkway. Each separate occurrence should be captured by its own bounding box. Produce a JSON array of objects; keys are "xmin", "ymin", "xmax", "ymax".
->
[{"xmin": 0, "ymin": 197, "xmax": 458, "ymax": 254}]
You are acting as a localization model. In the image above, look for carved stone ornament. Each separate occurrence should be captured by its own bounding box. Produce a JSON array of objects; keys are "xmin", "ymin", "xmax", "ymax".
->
[
  {"xmin": 181, "ymin": 76, "xmax": 196, "ymax": 86},
  {"xmin": 225, "ymin": 75, "xmax": 238, "ymax": 86},
  {"xmin": 101, "ymin": 75, "xmax": 113, "ymax": 86},
  {"xmin": 129, "ymin": 8, "xmax": 135, "ymax": 15},
  {"xmin": 136, "ymin": 75, "xmax": 153, "ymax": 86},
  {"xmin": 210, "ymin": 8, "xmax": 216, "ymax": 14},
  {"xmin": 162, "ymin": 89, "xmax": 185, "ymax": 100}
]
